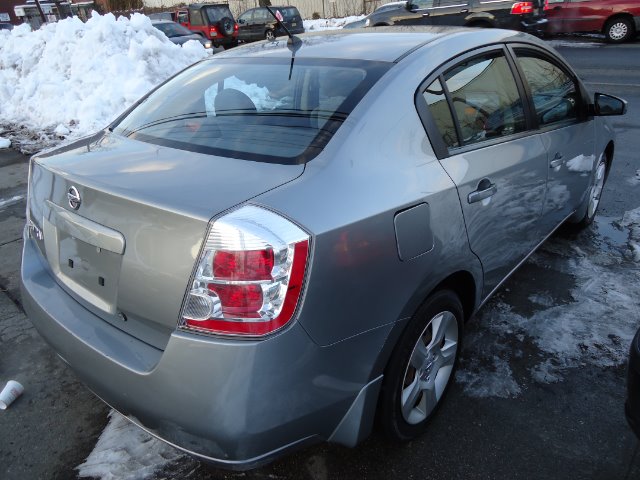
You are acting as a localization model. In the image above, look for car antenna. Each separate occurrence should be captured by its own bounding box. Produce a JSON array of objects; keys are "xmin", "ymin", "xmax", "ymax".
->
[{"xmin": 265, "ymin": 6, "xmax": 302, "ymax": 80}]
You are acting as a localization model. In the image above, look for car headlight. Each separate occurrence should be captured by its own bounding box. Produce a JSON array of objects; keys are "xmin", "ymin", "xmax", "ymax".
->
[
  {"xmin": 204, "ymin": 41, "xmax": 212, "ymax": 49},
  {"xmin": 365, "ymin": 18, "xmax": 370, "ymax": 27}
]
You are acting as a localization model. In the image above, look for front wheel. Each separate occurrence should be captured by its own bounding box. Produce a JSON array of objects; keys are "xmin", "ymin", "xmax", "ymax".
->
[
  {"xmin": 605, "ymin": 17, "xmax": 634, "ymax": 43},
  {"xmin": 379, "ymin": 290, "xmax": 463, "ymax": 441}
]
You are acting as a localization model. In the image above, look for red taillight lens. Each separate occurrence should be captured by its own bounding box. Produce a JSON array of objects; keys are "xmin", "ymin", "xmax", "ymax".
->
[
  {"xmin": 210, "ymin": 283, "xmax": 263, "ymax": 318},
  {"xmin": 543, "ymin": 0, "xmax": 553, "ymax": 11},
  {"xmin": 511, "ymin": 1, "xmax": 533, "ymax": 14},
  {"xmin": 210, "ymin": 26, "xmax": 218, "ymax": 35},
  {"xmin": 181, "ymin": 206, "xmax": 310, "ymax": 337},
  {"xmin": 213, "ymin": 249, "xmax": 274, "ymax": 281},
  {"xmin": 234, "ymin": 23, "xmax": 239, "ymax": 31}
]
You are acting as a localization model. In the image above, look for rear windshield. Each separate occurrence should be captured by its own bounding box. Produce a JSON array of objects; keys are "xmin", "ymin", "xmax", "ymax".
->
[
  {"xmin": 205, "ymin": 6, "xmax": 232, "ymax": 22},
  {"xmin": 154, "ymin": 22, "xmax": 193, "ymax": 37},
  {"xmin": 278, "ymin": 7, "xmax": 301, "ymax": 19},
  {"xmin": 113, "ymin": 58, "xmax": 390, "ymax": 164}
]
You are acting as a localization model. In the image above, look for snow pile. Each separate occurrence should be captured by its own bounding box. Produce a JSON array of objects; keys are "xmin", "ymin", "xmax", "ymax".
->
[
  {"xmin": 304, "ymin": 15, "xmax": 365, "ymax": 31},
  {"xmin": 457, "ymin": 211, "xmax": 640, "ymax": 398},
  {"xmin": 77, "ymin": 410, "xmax": 183, "ymax": 480},
  {"xmin": 0, "ymin": 12, "xmax": 210, "ymax": 153},
  {"xmin": 0, "ymin": 138, "xmax": 10, "ymax": 148}
]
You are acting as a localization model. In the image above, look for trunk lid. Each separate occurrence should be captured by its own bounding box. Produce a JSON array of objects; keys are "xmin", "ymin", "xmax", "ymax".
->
[{"xmin": 28, "ymin": 133, "xmax": 304, "ymax": 349}]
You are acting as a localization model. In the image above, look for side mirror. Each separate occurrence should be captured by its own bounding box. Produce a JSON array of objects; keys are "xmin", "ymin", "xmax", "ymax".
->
[
  {"xmin": 406, "ymin": 1, "xmax": 415, "ymax": 11},
  {"xmin": 594, "ymin": 93, "xmax": 627, "ymax": 116},
  {"xmin": 238, "ymin": 18, "xmax": 245, "ymax": 24}
]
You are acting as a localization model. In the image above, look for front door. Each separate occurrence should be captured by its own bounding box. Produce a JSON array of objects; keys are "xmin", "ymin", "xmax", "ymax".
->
[
  {"xmin": 511, "ymin": 47, "xmax": 594, "ymax": 233},
  {"xmin": 395, "ymin": 0, "xmax": 436, "ymax": 26}
]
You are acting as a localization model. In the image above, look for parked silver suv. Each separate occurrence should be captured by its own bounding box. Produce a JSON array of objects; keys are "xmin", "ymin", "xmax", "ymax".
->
[{"xmin": 21, "ymin": 27, "xmax": 626, "ymax": 468}]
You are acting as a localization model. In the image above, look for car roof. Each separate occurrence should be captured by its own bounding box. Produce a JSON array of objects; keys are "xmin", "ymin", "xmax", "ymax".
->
[{"xmin": 215, "ymin": 27, "xmax": 540, "ymax": 63}]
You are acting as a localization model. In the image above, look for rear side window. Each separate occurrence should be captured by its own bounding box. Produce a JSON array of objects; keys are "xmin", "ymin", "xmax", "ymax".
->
[
  {"xmin": 443, "ymin": 52, "xmax": 526, "ymax": 146},
  {"xmin": 514, "ymin": 50, "xmax": 579, "ymax": 127},
  {"xmin": 113, "ymin": 59, "xmax": 389, "ymax": 164},
  {"xmin": 423, "ymin": 78, "xmax": 459, "ymax": 148},
  {"xmin": 189, "ymin": 9, "xmax": 204, "ymax": 26},
  {"xmin": 280, "ymin": 7, "xmax": 301, "ymax": 19}
]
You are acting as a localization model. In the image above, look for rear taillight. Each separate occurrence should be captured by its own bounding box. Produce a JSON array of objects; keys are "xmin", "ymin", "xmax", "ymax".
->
[
  {"xmin": 234, "ymin": 23, "xmax": 239, "ymax": 31},
  {"xmin": 209, "ymin": 26, "xmax": 218, "ymax": 36},
  {"xmin": 180, "ymin": 205, "xmax": 310, "ymax": 337},
  {"xmin": 543, "ymin": 0, "xmax": 553, "ymax": 11},
  {"xmin": 511, "ymin": 1, "xmax": 533, "ymax": 14}
]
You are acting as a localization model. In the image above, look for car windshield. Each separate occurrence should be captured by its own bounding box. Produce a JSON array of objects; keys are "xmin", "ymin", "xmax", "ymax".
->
[
  {"xmin": 113, "ymin": 58, "xmax": 390, "ymax": 164},
  {"xmin": 205, "ymin": 6, "xmax": 231, "ymax": 22},
  {"xmin": 154, "ymin": 22, "xmax": 193, "ymax": 37}
]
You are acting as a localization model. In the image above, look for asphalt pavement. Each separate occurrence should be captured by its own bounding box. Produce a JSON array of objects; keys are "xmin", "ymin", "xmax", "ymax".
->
[{"xmin": 1, "ymin": 38, "xmax": 640, "ymax": 480}]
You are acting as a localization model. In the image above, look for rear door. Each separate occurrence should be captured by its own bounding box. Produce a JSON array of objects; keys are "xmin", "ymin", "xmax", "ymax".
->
[
  {"xmin": 237, "ymin": 9, "xmax": 253, "ymax": 41},
  {"xmin": 417, "ymin": 46, "xmax": 548, "ymax": 297},
  {"xmin": 396, "ymin": 0, "xmax": 436, "ymax": 25},
  {"xmin": 510, "ymin": 46, "xmax": 594, "ymax": 233},
  {"xmin": 429, "ymin": 0, "xmax": 472, "ymax": 26}
]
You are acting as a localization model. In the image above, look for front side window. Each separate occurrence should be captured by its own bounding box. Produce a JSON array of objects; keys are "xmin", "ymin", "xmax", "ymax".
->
[
  {"xmin": 411, "ymin": 1, "xmax": 436, "ymax": 9},
  {"xmin": 444, "ymin": 52, "xmax": 526, "ymax": 145},
  {"xmin": 113, "ymin": 59, "xmax": 389, "ymax": 164},
  {"xmin": 515, "ymin": 50, "xmax": 579, "ymax": 127}
]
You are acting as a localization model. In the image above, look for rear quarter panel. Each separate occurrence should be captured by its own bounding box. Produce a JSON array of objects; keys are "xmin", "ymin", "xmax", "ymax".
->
[{"xmin": 254, "ymin": 40, "xmax": 485, "ymax": 348}]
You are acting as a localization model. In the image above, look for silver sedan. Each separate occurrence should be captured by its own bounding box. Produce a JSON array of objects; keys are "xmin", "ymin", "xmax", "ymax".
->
[{"xmin": 21, "ymin": 27, "xmax": 626, "ymax": 468}]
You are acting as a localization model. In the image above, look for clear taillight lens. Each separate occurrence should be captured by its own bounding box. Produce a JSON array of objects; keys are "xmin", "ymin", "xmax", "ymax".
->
[
  {"xmin": 180, "ymin": 205, "xmax": 310, "ymax": 337},
  {"xmin": 511, "ymin": 1, "xmax": 533, "ymax": 14}
]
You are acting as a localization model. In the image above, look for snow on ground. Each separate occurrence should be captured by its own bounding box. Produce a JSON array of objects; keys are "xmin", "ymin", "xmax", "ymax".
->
[
  {"xmin": 0, "ymin": 138, "xmax": 10, "ymax": 148},
  {"xmin": 77, "ymin": 411, "xmax": 184, "ymax": 480},
  {"xmin": 303, "ymin": 15, "xmax": 365, "ymax": 31},
  {"xmin": 0, "ymin": 12, "xmax": 210, "ymax": 153},
  {"xmin": 457, "ymin": 210, "xmax": 640, "ymax": 398}
]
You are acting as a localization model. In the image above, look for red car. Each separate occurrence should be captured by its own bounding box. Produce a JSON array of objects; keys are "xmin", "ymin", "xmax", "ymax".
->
[
  {"xmin": 544, "ymin": 0, "xmax": 640, "ymax": 42},
  {"xmin": 175, "ymin": 3, "xmax": 239, "ymax": 48}
]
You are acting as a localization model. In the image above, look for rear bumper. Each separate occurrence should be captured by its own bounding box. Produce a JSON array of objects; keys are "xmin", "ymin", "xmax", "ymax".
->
[{"xmin": 20, "ymin": 236, "xmax": 386, "ymax": 468}]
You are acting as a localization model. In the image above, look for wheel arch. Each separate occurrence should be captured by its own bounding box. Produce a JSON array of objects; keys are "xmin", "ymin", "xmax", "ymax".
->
[
  {"xmin": 370, "ymin": 268, "xmax": 479, "ymax": 382},
  {"xmin": 603, "ymin": 13, "xmax": 636, "ymax": 35}
]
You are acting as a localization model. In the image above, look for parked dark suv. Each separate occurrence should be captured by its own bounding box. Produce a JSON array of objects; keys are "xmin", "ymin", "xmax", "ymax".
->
[
  {"xmin": 237, "ymin": 6, "xmax": 304, "ymax": 42},
  {"xmin": 176, "ymin": 3, "xmax": 239, "ymax": 48},
  {"xmin": 362, "ymin": 0, "xmax": 546, "ymax": 35}
]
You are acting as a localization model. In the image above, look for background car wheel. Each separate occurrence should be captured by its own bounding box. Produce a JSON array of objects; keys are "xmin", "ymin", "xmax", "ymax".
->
[
  {"xmin": 604, "ymin": 17, "xmax": 634, "ymax": 43},
  {"xmin": 571, "ymin": 152, "xmax": 609, "ymax": 229},
  {"xmin": 265, "ymin": 29, "xmax": 275, "ymax": 42},
  {"xmin": 379, "ymin": 290, "xmax": 463, "ymax": 441}
]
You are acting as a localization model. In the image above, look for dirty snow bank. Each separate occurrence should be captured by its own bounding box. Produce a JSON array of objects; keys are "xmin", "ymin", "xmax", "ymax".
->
[
  {"xmin": 0, "ymin": 12, "xmax": 210, "ymax": 153},
  {"xmin": 77, "ymin": 411, "xmax": 183, "ymax": 480},
  {"xmin": 457, "ymin": 209, "xmax": 640, "ymax": 398}
]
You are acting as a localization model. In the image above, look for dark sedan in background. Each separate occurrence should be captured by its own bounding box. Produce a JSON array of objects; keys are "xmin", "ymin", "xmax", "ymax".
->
[
  {"xmin": 359, "ymin": 0, "xmax": 547, "ymax": 35},
  {"xmin": 152, "ymin": 20, "xmax": 216, "ymax": 50}
]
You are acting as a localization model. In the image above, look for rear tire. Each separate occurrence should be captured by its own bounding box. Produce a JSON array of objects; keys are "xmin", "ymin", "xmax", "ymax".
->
[
  {"xmin": 570, "ymin": 152, "xmax": 609, "ymax": 230},
  {"xmin": 379, "ymin": 290, "xmax": 463, "ymax": 441},
  {"xmin": 604, "ymin": 17, "xmax": 634, "ymax": 43}
]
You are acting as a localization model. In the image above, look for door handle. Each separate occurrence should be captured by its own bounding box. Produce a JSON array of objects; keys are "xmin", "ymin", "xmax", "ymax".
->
[
  {"xmin": 468, "ymin": 179, "xmax": 497, "ymax": 204},
  {"xmin": 550, "ymin": 153, "xmax": 563, "ymax": 169},
  {"xmin": 460, "ymin": 9, "xmax": 469, "ymax": 13},
  {"xmin": 422, "ymin": 12, "xmax": 430, "ymax": 17}
]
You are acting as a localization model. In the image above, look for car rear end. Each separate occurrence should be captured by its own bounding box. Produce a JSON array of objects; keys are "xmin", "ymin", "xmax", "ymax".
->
[
  {"xmin": 276, "ymin": 6, "xmax": 305, "ymax": 35},
  {"xmin": 21, "ymin": 55, "xmax": 391, "ymax": 467},
  {"xmin": 202, "ymin": 4, "xmax": 239, "ymax": 47},
  {"xmin": 492, "ymin": 1, "xmax": 547, "ymax": 35}
]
